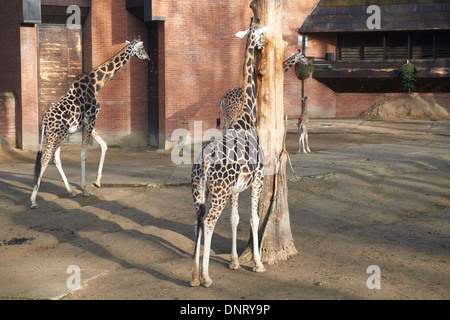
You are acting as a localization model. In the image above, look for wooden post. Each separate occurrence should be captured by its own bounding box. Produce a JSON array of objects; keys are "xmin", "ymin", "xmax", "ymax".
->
[{"xmin": 241, "ymin": 0, "xmax": 298, "ymax": 264}]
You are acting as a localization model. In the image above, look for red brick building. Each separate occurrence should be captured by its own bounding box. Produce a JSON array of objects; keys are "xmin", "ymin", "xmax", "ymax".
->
[{"xmin": 1, "ymin": 0, "xmax": 449, "ymax": 150}]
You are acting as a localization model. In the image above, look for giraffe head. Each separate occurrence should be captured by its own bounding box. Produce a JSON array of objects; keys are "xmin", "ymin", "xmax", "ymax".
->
[
  {"xmin": 235, "ymin": 21, "xmax": 269, "ymax": 51},
  {"xmin": 126, "ymin": 36, "xmax": 150, "ymax": 61},
  {"xmin": 302, "ymin": 96, "xmax": 311, "ymax": 111},
  {"xmin": 292, "ymin": 49, "xmax": 310, "ymax": 65}
]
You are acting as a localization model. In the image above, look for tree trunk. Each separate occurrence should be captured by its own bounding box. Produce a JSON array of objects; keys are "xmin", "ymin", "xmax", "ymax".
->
[{"xmin": 241, "ymin": 0, "xmax": 298, "ymax": 264}]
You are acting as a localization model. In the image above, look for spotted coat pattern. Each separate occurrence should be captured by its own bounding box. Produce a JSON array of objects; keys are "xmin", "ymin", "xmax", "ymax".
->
[
  {"xmin": 297, "ymin": 96, "xmax": 311, "ymax": 154},
  {"xmin": 30, "ymin": 39, "xmax": 150, "ymax": 208},
  {"xmin": 219, "ymin": 51, "xmax": 309, "ymax": 131},
  {"xmin": 190, "ymin": 20, "xmax": 268, "ymax": 288}
]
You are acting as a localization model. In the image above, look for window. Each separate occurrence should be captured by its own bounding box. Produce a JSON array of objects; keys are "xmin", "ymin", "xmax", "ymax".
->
[
  {"xmin": 339, "ymin": 33, "xmax": 384, "ymax": 61},
  {"xmin": 436, "ymin": 32, "xmax": 450, "ymax": 58},
  {"xmin": 412, "ymin": 32, "xmax": 434, "ymax": 59},
  {"xmin": 338, "ymin": 30, "xmax": 450, "ymax": 61},
  {"xmin": 387, "ymin": 33, "xmax": 408, "ymax": 60}
]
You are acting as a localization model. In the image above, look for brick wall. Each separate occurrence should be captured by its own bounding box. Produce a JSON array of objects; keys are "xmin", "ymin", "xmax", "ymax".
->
[
  {"xmin": 85, "ymin": 0, "xmax": 148, "ymax": 147},
  {"xmin": 20, "ymin": 25, "xmax": 39, "ymax": 150},
  {"xmin": 0, "ymin": 1, "xmax": 21, "ymax": 94},
  {"xmin": 0, "ymin": 92, "xmax": 17, "ymax": 147},
  {"xmin": 152, "ymin": 0, "xmax": 334, "ymax": 148},
  {"xmin": 153, "ymin": 0, "xmax": 253, "ymax": 148},
  {"xmin": 2, "ymin": 0, "xmax": 449, "ymax": 150},
  {"xmin": 0, "ymin": 1, "xmax": 22, "ymax": 148}
]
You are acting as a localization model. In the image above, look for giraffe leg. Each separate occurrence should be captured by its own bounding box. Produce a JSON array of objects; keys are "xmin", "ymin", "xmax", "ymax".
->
[
  {"xmin": 80, "ymin": 127, "xmax": 92, "ymax": 197},
  {"xmin": 191, "ymin": 226, "xmax": 202, "ymax": 287},
  {"xmin": 30, "ymin": 143, "xmax": 56, "ymax": 209},
  {"xmin": 229, "ymin": 193, "xmax": 240, "ymax": 270},
  {"xmin": 91, "ymin": 129, "xmax": 108, "ymax": 188},
  {"xmin": 251, "ymin": 177, "xmax": 265, "ymax": 273},
  {"xmin": 53, "ymin": 147, "xmax": 76, "ymax": 198},
  {"xmin": 297, "ymin": 128, "xmax": 302, "ymax": 154},
  {"xmin": 191, "ymin": 164, "xmax": 208, "ymax": 287},
  {"xmin": 30, "ymin": 161, "xmax": 49, "ymax": 209},
  {"xmin": 305, "ymin": 130, "xmax": 311, "ymax": 153},
  {"xmin": 201, "ymin": 195, "xmax": 228, "ymax": 287},
  {"xmin": 300, "ymin": 128, "xmax": 307, "ymax": 154}
]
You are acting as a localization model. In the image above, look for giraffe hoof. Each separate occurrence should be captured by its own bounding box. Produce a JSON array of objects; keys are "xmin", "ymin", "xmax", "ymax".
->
[
  {"xmin": 203, "ymin": 278, "xmax": 213, "ymax": 288},
  {"xmin": 93, "ymin": 181, "xmax": 101, "ymax": 188},
  {"xmin": 82, "ymin": 191, "xmax": 91, "ymax": 197},
  {"xmin": 30, "ymin": 203, "xmax": 39, "ymax": 209},
  {"xmin": 190, "ymin": 279, "xmax": 200, "ymax": 287},
  {"xmin": 229, "ymin": 261, "xmax": 241, "ymax": 270},
  {"xmin": 253, "ymin": 265, "xmax": 266, "ymax": 273},
  {"xmin": 70, "ymin": 192, "xmax": 77, "ymax": 198}
]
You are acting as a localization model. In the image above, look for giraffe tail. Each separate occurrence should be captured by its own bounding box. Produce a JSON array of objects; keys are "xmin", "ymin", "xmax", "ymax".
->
[
  {"xmin": 195, "ymin": 203, "xmax": 206, "ymax": 238},
  {"xmin": 216, "ymin": 99, "xmax": 224, "ymax": 129},
  {"xmin": 33, "ymin": 124, "xmax": 46, "ymax": 185},
  {"xmin": 34, "ymin": 151, "xmax": 42, "ymax": 185},
  {"xmin": 193, "ymin": 203, "xmax": 206, "ymax": 256}
]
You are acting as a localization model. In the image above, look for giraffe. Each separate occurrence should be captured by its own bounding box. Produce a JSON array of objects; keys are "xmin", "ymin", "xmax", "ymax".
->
[
  {"xmin": 217, "ymin": 50, "xmax": 309, "ymax": 131},
  {"xmin": 30, "ymin": 37, "xmax": 150, "ymax": 209},
  {"xmin": 190, "ymin": 19, "xmax": 269, "ymax": 288},
  {"xmin": 297, "ymin": 96, "xmax": 311, "ymax": 154}
]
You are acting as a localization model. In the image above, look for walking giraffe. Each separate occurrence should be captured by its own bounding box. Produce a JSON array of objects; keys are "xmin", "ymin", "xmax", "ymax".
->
[
  {"xmin": 30, "ymin": 37, "xmax": 150, "ymax": 209},
  {"xmin": 217, "ymin": 50, "xmax": 309, "ymax": 131},
  {"xmin": 190, "ymin": 19, "xmax": 269, "ymax": 288},
  {"xmin": 297, "ymin": 96, "xmax": 311, "ymax": 154}
]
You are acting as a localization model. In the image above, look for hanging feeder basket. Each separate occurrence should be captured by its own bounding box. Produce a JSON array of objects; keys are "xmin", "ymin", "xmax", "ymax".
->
[{"xmin": 295, "ymin": 61, "xmax": 314, "ymax": 80}]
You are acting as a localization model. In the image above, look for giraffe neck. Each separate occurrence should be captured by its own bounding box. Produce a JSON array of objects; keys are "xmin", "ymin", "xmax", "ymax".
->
[
  {"xmin": 80, "ymin": 44, "xmax": 134, "ymax": 94},
  {"xmin": 235, "ymin": 28, "xmax": 258, "ymax": 129},
  {"xmin": 301, "ymin": 105, "xmax": 308, "ymax": 117},
  {"xmin": 283, "ymin": 55, "xmax": 297, "ymax": 73}
]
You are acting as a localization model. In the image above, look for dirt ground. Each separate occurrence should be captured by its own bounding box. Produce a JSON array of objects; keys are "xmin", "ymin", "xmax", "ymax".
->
[{"xmin": 0, "ymin": 120, "xmax": 449, "ymax": 300}]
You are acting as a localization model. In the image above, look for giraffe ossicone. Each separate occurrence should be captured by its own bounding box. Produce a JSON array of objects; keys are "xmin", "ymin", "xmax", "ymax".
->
[{"xmin": 30, "ymin": 38, "xmax": 150, "ymax": 209}]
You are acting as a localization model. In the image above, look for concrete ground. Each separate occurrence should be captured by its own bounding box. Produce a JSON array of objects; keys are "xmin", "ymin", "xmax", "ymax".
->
[{"xmin": 0, "ymin": 119, "xmax": 449, "ymax": 300}]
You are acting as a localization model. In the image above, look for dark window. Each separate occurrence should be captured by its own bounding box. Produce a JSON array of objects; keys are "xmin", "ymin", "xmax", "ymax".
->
[
  {"xmin": 340, "ymin": 34, "xmax": 363, "ymax": 61},
  {"xmin": 436, "ymin": 32, "xmax": 450, "ymax": 58},
  {"xmin": 338, "ymin": 31, "xmax": 450, "ymax": 61},
  {"xmin": 339, "ymin": 33, "xmax": 385, "ymax": 61},
  {"xmin": 363, "ymin": 33, "xmax": 384, "ymax": 61},
  {"xmin": 387, "ymin": 33, "xmax": 409, "ymax": 60},
  {"xmin": 412, "ymin": 32, "xmax": 434, "ymax": 59}
]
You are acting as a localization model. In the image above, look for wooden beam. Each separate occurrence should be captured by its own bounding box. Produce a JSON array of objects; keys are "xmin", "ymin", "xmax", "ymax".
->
[{"xmin": 241, "ymin": 0, "xmax": 298, "ymax": 264}]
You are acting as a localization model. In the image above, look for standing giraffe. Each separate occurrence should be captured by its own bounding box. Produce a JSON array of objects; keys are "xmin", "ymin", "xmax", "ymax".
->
[
  {"xmin": 190, "ymin": 19, "xmax": 268, "ymax": 288},
  {"xmin": 217, "ymin": 50, "xmax": 309, "ymax": 131},
  {"xmin": 30, "ymin": 38, "xmax": 150, "ymax": 209},
  {"xmin": 297, "ymin": 96, "xmax": 311, "ymax": 154}
]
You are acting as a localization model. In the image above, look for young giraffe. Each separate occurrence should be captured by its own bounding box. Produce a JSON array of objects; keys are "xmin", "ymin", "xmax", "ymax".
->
[
  {"xmin": 218, "ymin": 50, "xmax": 309, "ymax": 131},
  {"xmin": 30, "ymin": 38, "xmax": 150, "ymax": 209},
  {"xmin": 190, "ymin": 20, "xmax": 269, "ymax": 288},
  {"xmin": 297, "ymin": 96, "xmax": 311, "ymax": 154}
]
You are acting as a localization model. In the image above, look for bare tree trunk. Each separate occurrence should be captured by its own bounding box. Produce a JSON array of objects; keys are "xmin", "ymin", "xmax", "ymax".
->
[{"xmin": 241, "ymin": 0, "xmax": 298, "ymax": 264}]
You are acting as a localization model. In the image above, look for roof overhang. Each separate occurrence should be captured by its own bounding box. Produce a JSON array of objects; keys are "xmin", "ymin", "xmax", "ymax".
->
[
  {"xmin": 313, "ymin": 60, "xmax": 450, "ymax": 92},
  {"xmin": 22, "ymin": 0, "xmax": 91, "ymax": 25},
  {"xmin": 126, "ymin": 0, "xmax": 165, "ymax": 22},
  {"xmin": 299, "ymin": 1, "xmax": 450, "ymax": 34}
]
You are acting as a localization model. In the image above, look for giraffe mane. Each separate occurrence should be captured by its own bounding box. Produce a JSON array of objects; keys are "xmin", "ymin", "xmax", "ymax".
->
[{"xmin": 75, "ymin": 43, "xmax": 131, "ymax": 78}]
